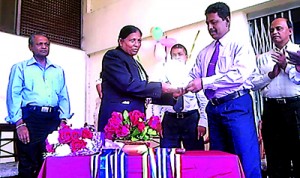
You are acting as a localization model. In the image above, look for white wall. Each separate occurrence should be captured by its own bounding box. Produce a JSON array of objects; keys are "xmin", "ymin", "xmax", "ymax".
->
[
  {"xmin": 0, "ymin": 32, "xmax": 86, "ymax": 128},
  {"xmin": 83, "ymin": 0, "xmax": 272, "ymax": 54}
]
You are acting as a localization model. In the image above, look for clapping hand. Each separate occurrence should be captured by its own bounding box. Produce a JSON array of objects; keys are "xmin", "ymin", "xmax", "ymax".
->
[
  {"xmin": 287, "ymin": 50, "xmax": 300, "ymax": 65},
  {"xmin": 271, "ymin": 51, "xmax": 287, "ymax": 69},
  {"xmin": 268, "ymin": 64, "xmax": 281, "ymax": 79}
]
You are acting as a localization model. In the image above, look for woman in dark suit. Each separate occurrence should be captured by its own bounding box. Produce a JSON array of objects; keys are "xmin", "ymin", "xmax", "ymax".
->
[{"xmin": 98, "ymin": 25, "xmax": 178, "ymax": 132}]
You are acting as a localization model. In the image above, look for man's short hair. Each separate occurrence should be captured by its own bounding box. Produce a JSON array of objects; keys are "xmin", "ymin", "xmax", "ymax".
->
[
  {"xmin": 205, "ymin": 2, "xmax": 230, "ymax": 21},
  {"xmin": 170, "ymin": 44, "xmax": 188, "ymax": 56},
  {"xmin": 28, "ymin": 32, "xmax": 48, "ymax": 46}
]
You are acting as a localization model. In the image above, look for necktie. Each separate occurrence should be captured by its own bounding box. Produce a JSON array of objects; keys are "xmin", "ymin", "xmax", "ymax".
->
[
  {"xmin": 205, "ymin": 41, "xmax": 220, "ymax": 99},
  {"xmin": 173, "ymin": 95, "xmax": 184, "ymax": 112}
]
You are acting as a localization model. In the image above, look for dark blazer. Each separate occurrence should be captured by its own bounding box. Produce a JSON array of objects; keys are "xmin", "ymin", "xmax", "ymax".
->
[{"xmin": 98, "ymin": 47, "xmax": 174, "ymax": 131}]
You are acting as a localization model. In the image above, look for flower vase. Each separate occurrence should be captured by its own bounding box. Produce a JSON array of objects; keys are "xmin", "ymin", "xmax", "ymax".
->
[{"xmin": 120, "ymin": 141, "xmax": 149, "ymax": 155}]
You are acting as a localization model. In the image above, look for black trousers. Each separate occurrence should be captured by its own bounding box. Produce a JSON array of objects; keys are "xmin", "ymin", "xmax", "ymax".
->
[
  {"xmin": 262, "ymin": 100, "xmax": 300, "ymax": 178},
  {"xmin": 18, "ymin": 107, "xmax": 60, "ymax": 178},
  {"xmin": 160, "ymin": 110, "xmax": 204, "ymax": 150}
]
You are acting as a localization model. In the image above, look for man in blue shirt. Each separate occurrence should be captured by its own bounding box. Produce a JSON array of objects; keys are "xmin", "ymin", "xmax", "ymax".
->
[{"xmin": 6, "ymin": 32, "xmax": 71, "ymax": 178}]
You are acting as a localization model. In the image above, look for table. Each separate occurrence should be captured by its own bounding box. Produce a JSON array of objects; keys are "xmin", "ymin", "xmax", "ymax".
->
[{"xmin": 38, "ymin": 151, "xmax": 245, "ymax": 178}]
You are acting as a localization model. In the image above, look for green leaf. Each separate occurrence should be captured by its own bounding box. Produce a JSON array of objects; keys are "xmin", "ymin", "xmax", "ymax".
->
[
  {"xmin": 141, "ymin": 126, "xmax": 148, "ymax": 137},
  {"xmin": 131, "ymin": 128, "xmax": 140, "ymax": 137},
  {"xmin": 147, "ymin": 128, "xmax": 158, "ymax": 136},
  {"xmin": 131, "ymin": 137, "xmax": 139, "ymax": 141},
  {"xmin": 123, "ymin": 110, "xmax": 130, "ymax": 125}
]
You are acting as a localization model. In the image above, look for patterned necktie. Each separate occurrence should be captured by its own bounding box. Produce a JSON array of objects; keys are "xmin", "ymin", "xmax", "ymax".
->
[
  {"xmin": 204, "ymin": 41, "xmax": 220, "ymax": 99},
  {"xmin": 173, "ymin": 95, "xmax": 184, "ymax": 112}
]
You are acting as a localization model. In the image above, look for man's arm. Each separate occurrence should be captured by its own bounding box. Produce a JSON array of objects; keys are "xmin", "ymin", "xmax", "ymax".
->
[{"xmin": 96, "ymin": 78, "xmax": 102, "ymax": 98}]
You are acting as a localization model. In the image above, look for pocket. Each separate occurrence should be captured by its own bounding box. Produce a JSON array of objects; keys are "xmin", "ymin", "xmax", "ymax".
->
[{"xmin": 217, "ymin": 55, "xmax": 233, "ymax": 73}]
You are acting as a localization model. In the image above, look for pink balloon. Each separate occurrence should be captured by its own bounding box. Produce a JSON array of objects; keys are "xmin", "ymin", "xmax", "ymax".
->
[{"xmin": 159, "ymin": 38, "xmax": 177, "ymax": 47}]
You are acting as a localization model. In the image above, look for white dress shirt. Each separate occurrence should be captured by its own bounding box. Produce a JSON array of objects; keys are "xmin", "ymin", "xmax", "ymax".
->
[
  {"xmin": 189, "ymin": 31, "xmax": 257, "ymax": 99},
  {"xmin": 251, "ymin": 41, "xmax": 300, "ymax": 98}
]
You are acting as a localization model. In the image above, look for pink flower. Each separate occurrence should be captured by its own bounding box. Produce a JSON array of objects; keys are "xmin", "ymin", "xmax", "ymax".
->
[
  {"xmin": 45, "ymin": 140, "xmax": 55, "ymax": 153},
  {"xmin": 105, "ymin": 131, "xmax": 114, "ymax": 140},
  {"xmin": 148, "ymin": 116, "xmax": 161, "ymax": 131},
  {"xmin": 116, "ymin": 126, "xmax": 130, "ymax": 137},
  {"xmin": 111, "ymin": 112, "xmax": 123, "ymax": 121},
  {"xmin": 107, "ymin": 116, "xmax": 123, "ymax": 129}
]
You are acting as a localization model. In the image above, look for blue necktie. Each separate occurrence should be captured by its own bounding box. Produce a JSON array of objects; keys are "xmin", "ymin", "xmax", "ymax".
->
[
  {"xmin": 205, "ymin": 41, "xmax": 220, "ymax": 99},
  {"xmin": 173, "ymin": 95, "xmax": 184, "ymax": 112}
]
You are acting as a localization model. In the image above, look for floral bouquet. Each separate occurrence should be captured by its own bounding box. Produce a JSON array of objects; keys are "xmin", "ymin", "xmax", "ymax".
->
[
  {"xmin": 45, "ymin": 124, "xmax": 102, "ymax": 157},
  {"xmin": 104, "ymin": 110, "xmax": 161, "ymax": 142}
]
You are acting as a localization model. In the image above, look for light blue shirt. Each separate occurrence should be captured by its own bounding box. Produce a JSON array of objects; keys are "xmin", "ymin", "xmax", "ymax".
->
[{"xmin": 6, "ymin": 57, "xmax": 71, "ymax": 123}]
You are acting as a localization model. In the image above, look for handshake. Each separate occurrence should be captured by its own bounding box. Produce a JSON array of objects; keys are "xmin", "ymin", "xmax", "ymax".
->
[{"xmin": 161, "ymin": 78, "xmax": 203, "ymax": 97}]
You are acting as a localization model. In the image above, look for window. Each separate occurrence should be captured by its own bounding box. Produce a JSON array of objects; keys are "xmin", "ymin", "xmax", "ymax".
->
[
  {"xmin": 0, "ymin": 0, "xmax": 82, "ymax": 49},
  {"xmin": 0, "ymin": 0, "xmax": 17, "ymax": 34}
]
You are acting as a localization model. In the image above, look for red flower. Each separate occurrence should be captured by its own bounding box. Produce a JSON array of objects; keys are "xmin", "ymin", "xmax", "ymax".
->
[
  {"xmin": 58, "ymin": 127, "xmax": 73, "ymax": 144},
  {"xmin": 104, "ymin": 110, "xmax": 161, "ymax": 141},
  {"xmin": 82, "ymin": 128, "xmax": 93, "ymax": 139},
  {"xmin": 137, "ymin": 122, "xmax": 145, "ymax": 132},
  {"xmin": 71, "ymin": 129, "xmax": 81, "ymax": 140},
  {"xmin": 70, "ymin": 139, "xmax": 87, "ymax": 152},
  {"xmin": 129, "ymin": 110, "xmax": 145, "ymax": 126}
]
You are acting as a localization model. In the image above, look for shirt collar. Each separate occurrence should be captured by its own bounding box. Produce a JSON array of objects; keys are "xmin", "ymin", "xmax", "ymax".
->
[
  {"xmin": 27, "ymin": 57, "xmax": 56, "ymax": 68},
  {"xmin": 214, "ymin": 31, "xmax": 231, "ymax": 47}
]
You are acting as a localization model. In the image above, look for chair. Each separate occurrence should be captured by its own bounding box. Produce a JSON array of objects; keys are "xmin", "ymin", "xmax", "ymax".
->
[{"xmin": 0, "ymin": 123, "xmax": 18, "ymax": 177}]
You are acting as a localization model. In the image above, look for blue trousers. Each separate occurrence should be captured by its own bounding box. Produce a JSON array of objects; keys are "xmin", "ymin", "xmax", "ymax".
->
[{"xmin": 206, "ymin": 93, "xmax": 261, "ymax": 178}]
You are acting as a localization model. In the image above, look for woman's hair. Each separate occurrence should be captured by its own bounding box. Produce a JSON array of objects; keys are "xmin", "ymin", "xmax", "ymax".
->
[{"xmin": 118, "ymin": 25, "xmax": 142, "ymax": 42}]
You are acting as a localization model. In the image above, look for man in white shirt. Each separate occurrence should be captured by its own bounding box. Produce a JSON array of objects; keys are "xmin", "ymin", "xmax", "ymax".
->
[
  {"xmin": 152, "ymin": 44, "xmax": 208, "ymax": 150},
  {"xmin": 185, "ymin": 2, "xmax": 261, "ymax": 177},
  {"xmin": 251, "ymin": 17, "xmax": 300, "ymax": 177}
]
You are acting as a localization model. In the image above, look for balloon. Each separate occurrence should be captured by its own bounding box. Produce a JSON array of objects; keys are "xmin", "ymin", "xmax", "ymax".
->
[
  {"xmin": 159, "ymin": 38, "xmax": 177, "ymax": 47},
  {"xmin": 151, "ymin": 27, "xmax": 163, "ymax": 41}
]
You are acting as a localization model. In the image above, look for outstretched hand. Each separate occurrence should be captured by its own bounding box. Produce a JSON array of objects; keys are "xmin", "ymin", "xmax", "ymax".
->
[
  {"xmin": 185, "ymin": 78, "xmax": 203, "ymax": 93},
  {"xmin": 172, "ymin": 87, "xmax": 186, "ymax": 98}
]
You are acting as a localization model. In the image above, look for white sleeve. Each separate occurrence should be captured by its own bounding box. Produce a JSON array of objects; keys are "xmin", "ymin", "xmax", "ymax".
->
[{"xmin": 195, "ymin": 90, "xmax": 208, "ymax": 127}]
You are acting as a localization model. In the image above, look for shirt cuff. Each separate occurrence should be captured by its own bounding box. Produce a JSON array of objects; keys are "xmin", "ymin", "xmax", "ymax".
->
[
  {"xmin": 198, "ymin": 117, "xmax": 208, "ymax": 127},
  {"xmin": 96, "ymin": 78, "xmax": 102, "ymax": 85}
]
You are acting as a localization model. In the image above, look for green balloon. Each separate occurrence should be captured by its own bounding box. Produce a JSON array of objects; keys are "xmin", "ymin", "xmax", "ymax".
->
[{"xmin": 151, "ymin": 27, "xmax": 163, "ymax": 41}]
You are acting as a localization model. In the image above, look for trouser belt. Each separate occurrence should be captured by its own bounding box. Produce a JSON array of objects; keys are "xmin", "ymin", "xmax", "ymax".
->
[{"xmin": 165, "ymin": 109, "xmax": 198, "ymax": 119}]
